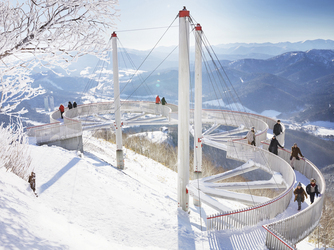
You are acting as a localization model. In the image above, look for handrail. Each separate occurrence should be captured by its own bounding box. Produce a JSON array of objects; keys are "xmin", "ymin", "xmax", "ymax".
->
[{"xmin": 205, "ymin": 140, "xmax": 295, "ymax": 231}]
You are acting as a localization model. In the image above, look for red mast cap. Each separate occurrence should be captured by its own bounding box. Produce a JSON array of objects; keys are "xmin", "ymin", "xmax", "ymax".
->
[
  {"xmin": 179, "ymin": 6, "xmax": 190, "ymax": 17},
  {"xmin": 195, "ymin": 24, "xmax": 202, "ymax": 31},
  {"xmin": 111, "ymin": 32, "xmax": 117, "ymax": 37}
]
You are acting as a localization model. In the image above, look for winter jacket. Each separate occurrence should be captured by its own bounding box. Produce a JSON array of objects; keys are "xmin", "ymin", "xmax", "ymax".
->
[
  {"xmin": 273, "ymin": 123, "xmax": 282, "ymax": 136},
  {"xmin": 155, "ymin": 96, "xmax": 160, "ymax": 104},
  {"xmin": 269, "ymin": 138, "xmax": 283, "ymax": 154},
  {"xmin": 161, "ymin": 97, "xmax": 167, "ymax": 105},
  {"xmin": 291, "ymin": 146, "xmax": 303, "ymax": 159},
  {"xmin": 306, "ymin": 183, "xmax": 319, "ymax": 195},
  {"xmin": 246, "ymin": 130, "xmax": 256, "ymax": 145},
  {"xmin": 68, "ymin": 102, "xmax": 73, "ymax": 109},
  {"xmin": 59, "ymin": 105, "xmax": 65, "ymax": 113},
  {"xmin": 294, "ymin": 187, "xmax": 308, "ymax": 202},
  {"xmin": 73, "ymin": 102, "xmax": 77, "ymax": 108}
]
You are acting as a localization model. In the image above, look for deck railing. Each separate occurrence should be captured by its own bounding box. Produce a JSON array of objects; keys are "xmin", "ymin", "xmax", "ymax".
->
[
  {"xmin": 206, "ymin": 141, "xmax": 295, "ymax": 230},
  {"xmin": 262, "ymin": 152, "xmax": 325, "ymax": 249}
]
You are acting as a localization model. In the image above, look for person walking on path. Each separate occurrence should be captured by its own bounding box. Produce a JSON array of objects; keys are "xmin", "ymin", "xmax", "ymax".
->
[
  {"xmin": 28, "ymin": 172, "xmax": 36, "ymax": 193},
  {"xmin": 273, "ymin": 120, "xmax": 283, "ymax": 136},
  {"xmin": 245, "ymin": 127, "xmax": 256, "ymax": 146},
  {"xmin": 290, "ymin": 143, "xmax": 304, "ymax": 169},
  {"xmin": 161, "ymin": 97, "xmax": 167, "ymax": 105},
  {"xmin": 306, "ymin": 178, "xmax": 320, "ymax": 204},
  {"xmin": 68, "ymin": 101, "xmax": 73, "ymax": 109},
  {"xmin": 294, "ymin": 182, "xmax": 308, "ymax": 210},
  {"xmin": 59, "ymin": 104, "xmax": 65, "ymax": 119},
  {"xmin": 268, "ymin": 135, "xmax": 284, "ymax": 155}
]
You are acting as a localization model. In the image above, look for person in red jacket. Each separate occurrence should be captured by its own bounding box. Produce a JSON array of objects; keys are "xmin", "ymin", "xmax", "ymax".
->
[
  {"xmin": 155, "ymin": 95, "xmax": 161, "ymax": 104},
  {"xmin": 59, "ymin": 104, "xmax": 65, "ymax": 119}
]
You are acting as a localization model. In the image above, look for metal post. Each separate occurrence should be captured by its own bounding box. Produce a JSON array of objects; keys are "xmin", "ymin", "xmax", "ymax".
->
[
  {"xmin": 177, "ymin": 7, "xmax": 190, "ymax": 212},
  {"xmin": 112, "ymin": 32, "xmax": 124, "ymax": 169},
  {"xmin": 44, "ymin": 96, "xmax": 49, "ymax": 111},
  {"xmin": 193, "ymin": 23, "xmax": 203, "ymax": 206}
]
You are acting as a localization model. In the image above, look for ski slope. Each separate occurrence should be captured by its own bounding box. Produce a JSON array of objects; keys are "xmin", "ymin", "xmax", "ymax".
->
[{"xmin": 0, "ymin": 132, "xmax": 330, "ymax": 250}]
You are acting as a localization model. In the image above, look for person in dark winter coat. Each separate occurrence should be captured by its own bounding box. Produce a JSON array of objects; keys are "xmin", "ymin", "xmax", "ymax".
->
[
  {"xmin": 59, "ymin": 104, "xmax": 65, "ymax": 119},
  {"xmin": 73, "ymin": 101, "xmax": 77, "ymax": 108},
  {"xmin": 273, "ymin": 120, "xmax": 283, "ymax": 136},
  {"xmin": 68, "ymin": 101, "xmax": 73, "ymax": 109},
  {"xmin": 306, "ymin": 178, "xmax": 320, "ymax": 204},
  {"xmin": 268, "ymin": 135, "xmax": 284, "ymax": 155},
  {"xmin": 294, "ymin": 182, "xmax": 308, "ymax": 210},
  {"xmin": 28, "ymin": 172, "xmax": 36, "ymax": 192},
  {"xmin": 245, "ymin": 127, "xmax": 256, "ymax": 146},
  {"xmin": 290, "ymin": 143, "xmax": 304, "ymax": 169},
  {"xmin": 161, "ymin": 97, "xmax": 167, "ymax": 105}
]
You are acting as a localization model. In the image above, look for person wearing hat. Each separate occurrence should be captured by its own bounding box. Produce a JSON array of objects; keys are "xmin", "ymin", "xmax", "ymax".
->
[
  {"xmin": 268, "ymin": 135, "xmax": 284, "ymax": 155},
  {"xmin": 273, "ymin": 119, "xmax": 283, "ymax": 136},
  {"xmin": 245, "ymin": 127, "xmax": 256, "ymax": 146},
  {"xmin": 294, "ymin": 182, "xmax": 308, "ymax": 210},
  {"xmin": 290, "ymin": 143, "xmax": 304, "ymax": 169},
  {"xmin": 306, "ymin": 178, "xmax": 320, "ymax": 204}
]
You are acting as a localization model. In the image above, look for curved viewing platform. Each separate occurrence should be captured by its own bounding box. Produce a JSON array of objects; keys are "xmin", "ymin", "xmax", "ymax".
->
[{"xmin": 26, "ymin": 101, "xmax": 326, "ymax": 250}]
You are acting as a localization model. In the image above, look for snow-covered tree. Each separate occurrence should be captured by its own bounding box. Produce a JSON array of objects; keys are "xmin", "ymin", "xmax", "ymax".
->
[{"xmin": 0, "ymin": 0, "xmax": 119, "ymax": 114}]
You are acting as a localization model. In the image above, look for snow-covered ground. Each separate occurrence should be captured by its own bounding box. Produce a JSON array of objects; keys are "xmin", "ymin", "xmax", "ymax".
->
[{"xmin": 0, "ymin": 133, "xmax": 332, "ymax": 249}]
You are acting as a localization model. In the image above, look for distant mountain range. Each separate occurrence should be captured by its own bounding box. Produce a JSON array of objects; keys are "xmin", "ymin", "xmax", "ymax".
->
[{"xmin": 2, "ymin": 39, "xmax": 334, "ymax": 126}]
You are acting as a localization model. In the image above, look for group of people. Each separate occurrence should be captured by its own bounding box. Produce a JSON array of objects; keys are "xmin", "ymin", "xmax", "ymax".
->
[
  {"xmin": 155, "ymin": 95, "xmax": 167, "ymax": 105},
  {"xmin": 58, "ymin": 101, "xmax": 77, "ymax": 119},
  {"xmin": 245, "ymin": 119, "xmax": 321, "ymax": 210}
]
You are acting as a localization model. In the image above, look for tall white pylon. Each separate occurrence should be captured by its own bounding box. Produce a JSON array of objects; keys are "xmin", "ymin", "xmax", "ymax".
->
[
  {"xmin": 111, "ymin": 32, "xmax": 124, "ymax": 169},
  {"xmin": 178, "ymin": 7, "xmax": 190, "ymax": 212},
  {"xmin": 193, "ymin": 23, "xmax": 203, "ymax": 207}
]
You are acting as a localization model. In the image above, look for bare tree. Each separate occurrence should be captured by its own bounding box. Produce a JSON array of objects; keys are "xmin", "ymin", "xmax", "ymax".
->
[
  {"xmin": 0, "ymin": 117, "xmax": 32, "ymax": 179},
  {"xmin": 0, "ymin": 0, "xmax": 119, "ymax": 114}
]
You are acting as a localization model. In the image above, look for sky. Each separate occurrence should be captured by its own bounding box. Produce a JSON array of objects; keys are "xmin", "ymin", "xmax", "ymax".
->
[{"xmin": 112, "ymin": 0, "xmax": 334, "ymax": 50}]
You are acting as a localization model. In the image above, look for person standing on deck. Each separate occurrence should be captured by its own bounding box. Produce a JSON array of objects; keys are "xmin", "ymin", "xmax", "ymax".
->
[
  {"xmin": 161, "ymin": 97, "xmax": 167, "ymax": 105},
  {"xmin": 155, "ymin": 95, "xmax": 161, "ymax": 104},
  {"xmin": 59, "ymin": 104, "xmax": 65, "ymax": 119},
  {"xmin": 273, "ymin": 120, "xmax": 283, "ymax": 136},
  {"xmin": 245, "ymin": 127, "xmax": 256, "ymax": 146}
]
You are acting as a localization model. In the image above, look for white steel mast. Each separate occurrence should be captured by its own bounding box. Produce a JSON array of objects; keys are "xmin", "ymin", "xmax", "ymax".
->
[
  {"xmin": 193, "ymin": 23, "xmax": 203, "ymax": 206},
  {"xmin": 111, "ymin": 32, "xmax": 124, "ymax": 169},
  {"xmin": 177, "ymin": 7, "xmax": 190, "ymax": 212}
]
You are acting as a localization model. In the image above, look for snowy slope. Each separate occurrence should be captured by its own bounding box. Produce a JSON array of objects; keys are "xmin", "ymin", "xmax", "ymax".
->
[{"xmin": 0, "ymin": 135, "xmax": 331, "ymax": 250}]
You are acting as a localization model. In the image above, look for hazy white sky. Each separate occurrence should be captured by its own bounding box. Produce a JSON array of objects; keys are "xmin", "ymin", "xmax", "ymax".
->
[{"xmin": 112, "ymin": 0, "xmax": 334, "ymax": 50}]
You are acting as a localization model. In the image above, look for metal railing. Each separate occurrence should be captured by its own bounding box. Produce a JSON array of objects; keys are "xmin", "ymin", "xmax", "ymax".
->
[
  {"xmin": 262, "ymin": 145, "xmax": 326, "ymax": 249},
  {"xmin": 206, "ymin": 141, "xmax": 295, "ymax": 231}
]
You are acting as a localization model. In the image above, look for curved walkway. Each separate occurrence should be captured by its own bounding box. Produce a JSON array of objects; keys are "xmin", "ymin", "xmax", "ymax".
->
[{"xmin": 26, "ymin": 101, "xmax": 325, "ymax": 249}]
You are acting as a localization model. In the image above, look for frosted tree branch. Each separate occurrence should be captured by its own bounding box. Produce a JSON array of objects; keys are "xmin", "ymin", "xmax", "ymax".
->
[{"xmin": 0, "ymin": 0, "xmax": 119, "ymax": 114}]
